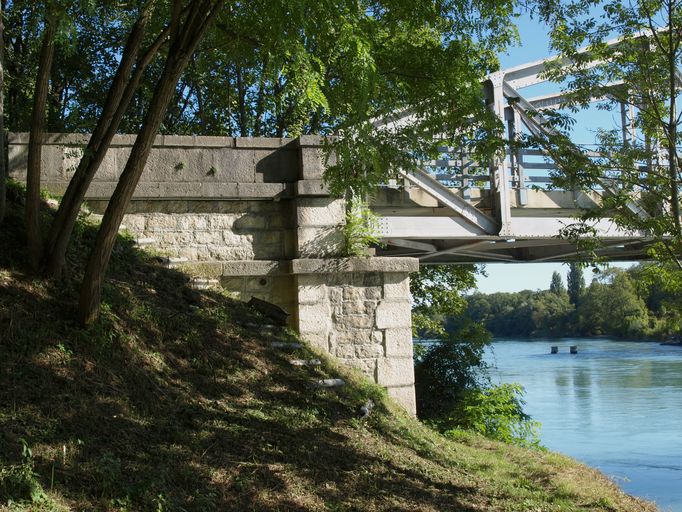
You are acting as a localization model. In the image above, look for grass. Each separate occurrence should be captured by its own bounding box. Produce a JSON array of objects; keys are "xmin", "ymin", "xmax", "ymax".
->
[{"xmin": 0, "ymin": 187, "xmax": 657, "ymax": 511}]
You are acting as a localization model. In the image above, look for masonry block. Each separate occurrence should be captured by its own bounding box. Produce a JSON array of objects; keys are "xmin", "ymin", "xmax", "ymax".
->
[
  {"xmin": 330, "ymin": 329, "xmax": 373, "ymax": 344},
  {"xmin": 377, "ymin": 357, "xmax": 415, "ymax": 388},
  {"xmin": 238, "ymin": 183, "xmax": 289, "ymax": 198},
  {"xmin": 383, "ymin": 273, "xmax": 410, "ymax": 299},
  {"xmin": 298, "ymin": 303, "xmax": 332, "ymax": 333},
  {"xmin": 299, "ymin": 147, "xmax": 325, "ymax": 180},
  {"xmin": 335, "ymin": 344, "xmax": 356, "ymax": 359},
  {"xmin": 207, "ymin": 215, "xmax": 236, "ymax": 230},
  {"xmin": 300, "ymin": 331, "xmax": 329, "ymax": 351},
  {"xmin": 219, "ymin": 148, "xmax": 257, "ymax": 182},
  {"xmin": 296, "ymin": 226, "xmax": 344, "ymax": 258},
  {"xmin": 375, "ymin": 301, "xmax": 412, "ymax": 329},
  {"xmin": 343, "ymin": 286, "xmax": 366, "ymax": 301},
  {"xmin": 343, "ymin": 314, "xmax": 375, "ymax": 329},
  {"xmin": 233, "ymin": 215, "xmax": 267, "ymax": 230},
  {"xmin": 346, "ymin": 358, "xmax": 377, "ymax": 380},
  {"xmin": 342, "ymin": 300, "xmax": 373, "ymax": 316},
  {"xmin": 298, "ymin": 283, "xmax": 327, "ymax": 304},
  {"xmin": 194, "ymin": 231, "xmax": 223, "ymax": 245},
  {"xmin": 145, "ymin": 214, "xmax": 177, "ymax": 231},
  {"xmin": 355, "ymin": 344, "xmax": 384, "ymax": 359},
  {"xmin": 296, "ymin": 198, "xmax": 345, "ymax": 227},
  {"xmin": 295, "ymin": 179, "xmax": 330, "ymax": 196},
  {"xmin": 386, "ymin": 386, "xmax": 417, "ymax": 416},
  {"xmin": 200, "ymin": 182, "xmax": 240, "ymax": 197},
  {"xmin": 365, "ymin": 286, "xmax": 383, "ymax": 301},
  {"xmin": 384, "ymin": 328, "xmax": 414, "ymax": 358},
  {"xmin": 329, "ymin": 287, "xmax": 343, "ymax": 304},
  {"xmin": 177, "ymin": 215, "xmax": 209, "ymax": 230},
  {"xmin": 122, "ymin": 214, "xmax": 146, "ymax": 232}
]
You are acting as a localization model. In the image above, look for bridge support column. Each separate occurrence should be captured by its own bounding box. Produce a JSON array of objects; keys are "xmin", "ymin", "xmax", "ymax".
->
[{"xmin": 292, "ymin": 257, "xmax": 419, "ymax": 415}]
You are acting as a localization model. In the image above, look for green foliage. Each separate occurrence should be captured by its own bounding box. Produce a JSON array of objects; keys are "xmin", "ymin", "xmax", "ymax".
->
[
  {"xmin": 629, "ymin": 263, "xmax": 682, "ymax": 337},
  {"xmin": 411, "ymin": 264, "xmax": 480, "ymax": 337},
  {"xmin": 414, "ymin": 322, "xmax": 492, "ymax": 421},
  {"xmin": 445, "ymin": 384, "xmax": 541, "ymax": 448},
  {"xmin": 533, "ymin": 0, "xmax": 682, "ymax": 268},
  {"xmin": 464, "ymin": 289, "xmax": 573, "ymax": 337},
  {"xmin": 465, "ymin": 265, "xmax": 680, "ymax": 339},
  {"xmin": 576, "ymin": 269, "xmax": 651, "ymax": 338},
  {"xmin": 343, "ymin": 193, "xmax": 383, "ymax": 257},
  {"xmin": 5, "ymin": 0, "xmax": 520, "ymax": 197},
  {"xmin": 549, "ymin": 271, "xmax": 566, "ymax": 295},
  {"xmin": 0, "ymin": 441, "xmax": 54, "ymax": 508},
  {"xmin": 566, "ymin": 263, "xmax": 585, "ymax": 307}
]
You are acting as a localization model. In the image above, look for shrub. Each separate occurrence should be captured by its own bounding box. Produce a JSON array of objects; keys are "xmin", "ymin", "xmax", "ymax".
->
[{"xmin": 446, "ymin": 383, "xmax": 542, "ymax": 448}]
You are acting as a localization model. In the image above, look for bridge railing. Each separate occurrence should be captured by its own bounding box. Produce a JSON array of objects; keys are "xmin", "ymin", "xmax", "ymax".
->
[{"xmin": 421, "ymin": 147, "xmax": 618, "ymax": 194}]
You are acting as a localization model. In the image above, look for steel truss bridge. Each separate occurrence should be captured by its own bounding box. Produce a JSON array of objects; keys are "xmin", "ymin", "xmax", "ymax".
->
[{"xmin": 372, "ymin": 54, "xmax": 658, "ymax": 265}]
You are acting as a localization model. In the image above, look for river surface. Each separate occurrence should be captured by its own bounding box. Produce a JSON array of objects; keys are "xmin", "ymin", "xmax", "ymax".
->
[{"xmin": 487, "ymin": 338, "xmax": 682, "ymax": 512}]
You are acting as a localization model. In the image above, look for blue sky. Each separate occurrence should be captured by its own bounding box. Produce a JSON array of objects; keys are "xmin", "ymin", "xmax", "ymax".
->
[
  {"xmin": 474, "ymin": 262, "xmax": 634, "ymax": 294},
  {"xmin": 474, "ymin": 11, "xmax": 637, "ymax": 294}
]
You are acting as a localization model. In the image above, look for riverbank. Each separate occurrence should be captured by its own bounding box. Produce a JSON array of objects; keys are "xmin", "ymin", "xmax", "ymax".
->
[{"xmin": 0, "ymin": 196, "xmax": 655, "ymax": 511}]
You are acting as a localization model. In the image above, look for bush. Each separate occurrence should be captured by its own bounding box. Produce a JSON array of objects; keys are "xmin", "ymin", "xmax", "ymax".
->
[
  {"xmin": 414, "ymin": 324, "xmax": 541, "ymax": 448},
  {"xmin": 445, "ymin": 383, "xmax": 542, "ymax": 448},
  {"xmin": 414, "ymin": 322, "xmax": 491, "ymax": 421}
]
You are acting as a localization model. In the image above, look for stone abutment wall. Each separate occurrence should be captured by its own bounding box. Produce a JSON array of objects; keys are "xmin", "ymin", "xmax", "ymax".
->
[{"xmin": 8, "ymin": 133, "xmax": 418, "ymax": 414}]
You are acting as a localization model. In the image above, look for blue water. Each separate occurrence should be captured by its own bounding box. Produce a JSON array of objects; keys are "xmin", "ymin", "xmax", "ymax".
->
[{"xmin": 487, "ymin": 338, "xmax": 682, "ymax": 512}]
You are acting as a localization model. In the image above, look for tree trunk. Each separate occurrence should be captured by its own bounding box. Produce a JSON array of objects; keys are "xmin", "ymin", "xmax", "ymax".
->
[
  {"xmin": 43, "ymin": 5, "xmax": 159, "ymax": 278},
  {"xmin": 25, "ymin": 13, "xmax": 56, "ymax": 271},
  {"xmin": 78, "ymin": 0, "xmax": 220, "ymax": 326},
  {"xmin": 253, "ymin": 56, "xmax": 268, "ymax": 136},
  {"xmin": 236, "ymin": 65, "xmax": 248, "ymax": 136},
  {"xmin": 0, "ymin": 0, "xmax": 6, "ymax": 225},
  {"xmin": 667, "ymin": 4, "xmax": 681, "ymax": 237}
]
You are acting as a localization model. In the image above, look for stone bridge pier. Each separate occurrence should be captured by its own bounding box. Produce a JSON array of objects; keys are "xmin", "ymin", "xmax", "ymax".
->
[{"xmin": 8, "ymin": 133, "xmax": 418, "ymax": 414}]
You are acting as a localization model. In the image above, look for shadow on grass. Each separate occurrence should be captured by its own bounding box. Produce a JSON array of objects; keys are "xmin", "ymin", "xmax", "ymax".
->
[{"xmin": 0, "ymin": 199, "xmax": 482, "ymax": 511}]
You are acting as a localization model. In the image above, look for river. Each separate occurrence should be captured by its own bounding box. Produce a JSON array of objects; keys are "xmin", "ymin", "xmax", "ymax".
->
[{"xmin": 487, "ymin": 338, "xmax": 682, "ymax": 512}]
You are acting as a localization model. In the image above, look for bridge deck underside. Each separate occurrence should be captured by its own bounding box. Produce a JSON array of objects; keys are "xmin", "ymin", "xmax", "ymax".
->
[
  {"xmin": 371, "ymin": 180, "xmax": 654, "ymax": 264},
  {"xmin": 373, "ymin": 204, "xmax": 653, "ymax": 264},
  {"xmin": 377, "ymin": 233, "xmax": 652, "ymax": 264}
]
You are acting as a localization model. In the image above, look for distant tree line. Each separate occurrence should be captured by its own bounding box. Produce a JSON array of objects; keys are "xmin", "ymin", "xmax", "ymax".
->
[{"xmin": 453, "ymin": 264, "xmax": 682, "ymax": 340}]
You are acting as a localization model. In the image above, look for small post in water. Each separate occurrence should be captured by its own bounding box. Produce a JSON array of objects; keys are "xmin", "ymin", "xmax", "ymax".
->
[
  {"xmin": 551, "ymin": 346, "xmax": 559, "ymax": 354},
  {"xmin": 570, "ymin": 346, "xmax": 578, "ymax": 354}
]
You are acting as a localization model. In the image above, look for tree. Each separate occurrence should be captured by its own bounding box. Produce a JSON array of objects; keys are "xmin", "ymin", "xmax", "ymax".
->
[
  {"xmin": 549, "ymin": 270, "xmax": 566, "ymax": 295},
  {"xmin": 43, "ymin": 1, "xmax": 167, "ymax": 279},
  {"xmin": 25, "ymin": 7, "xmax": 56, "ymax": 270},
  {"xmin": 0, "ymin": 0, "xmax": 5, "ymax": 225},
  {"xmin": 530, "ymin": 289, "xmax": 572, "ymax": 335},
  {"xmin": 535, "ymin": 0, "xmax": 682, "ymax": 268},
  {"xmin": 576, "ymin": 269, "xmax": 650, "ymax": 337},
  {"xmin": 566, "ymin": 262, "xmax": 585, "ymax": 306},
  {"xmin": 79, "ymin": 0, "xmax": 222, "ymax": 325},
  {"xmin": 411, "ymin": 265, "xmax": 480, "ymax": 337},
  {"xmin": 628, "ymin": 263, "xmax": 682, "ymax": 337},
  {"xmin": 2, "ymin": 0, "xmax": 520, "ymax": 321},
  {"xmin": 414, "ymin": 321, "xmax": 492, "ymax": 421}
]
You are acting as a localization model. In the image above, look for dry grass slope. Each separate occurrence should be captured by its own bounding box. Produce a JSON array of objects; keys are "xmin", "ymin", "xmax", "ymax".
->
[{"xmin": 0, "ymin": 187, "xmax": 657, "ymax": 511}]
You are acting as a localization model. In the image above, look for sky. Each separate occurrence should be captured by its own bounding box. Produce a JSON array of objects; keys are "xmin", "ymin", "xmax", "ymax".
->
[
  {"xmin": 473, "ymin": 11, "xmax": 638, "ymax": 294},
  {"xmin": 474, "ymin": 262, "xmax": 634, "ymax": 294}
]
